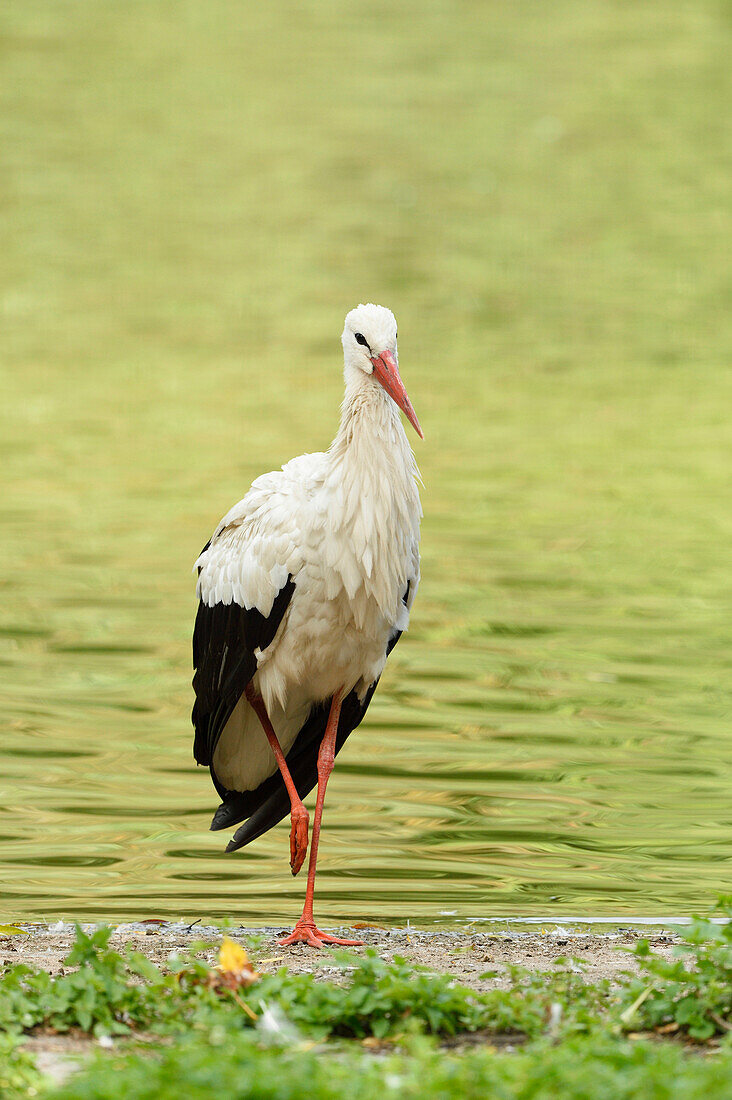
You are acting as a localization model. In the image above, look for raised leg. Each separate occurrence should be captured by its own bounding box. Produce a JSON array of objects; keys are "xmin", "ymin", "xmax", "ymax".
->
[
  {"xmin": 245, "ymin": 683, "xmax": 309, "ymax": 875},
  {"xmin": 280, "ymin": 690, "xmax": 363, "ymax": 948}
]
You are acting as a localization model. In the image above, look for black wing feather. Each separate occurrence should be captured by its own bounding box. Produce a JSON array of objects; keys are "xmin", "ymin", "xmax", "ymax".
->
[{"xmin": 191, "ymin": 575, "xmax": 295, "ymax": 796}]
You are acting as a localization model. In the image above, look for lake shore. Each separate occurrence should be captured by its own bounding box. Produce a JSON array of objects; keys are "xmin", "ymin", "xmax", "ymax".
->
[
  {"xmin": 0, "ymin": 922, "xmax": 685, "ymax": 1088},
  {"xmin": 2, "ymin": 921, "xmax": 678, "ymax": 987}
]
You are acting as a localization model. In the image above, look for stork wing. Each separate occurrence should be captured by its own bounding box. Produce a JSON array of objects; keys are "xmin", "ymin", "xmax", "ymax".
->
[
  {"xmin": 218, "ymin": 581, "xmax": 413, "ymax": 851},
  {"xmin": 192, "ymin": 566, "xmax": 295, "ymax": 794},
  {"xmin": 192, "ymin": 467, "xmax": 309, "ymax": 793}
]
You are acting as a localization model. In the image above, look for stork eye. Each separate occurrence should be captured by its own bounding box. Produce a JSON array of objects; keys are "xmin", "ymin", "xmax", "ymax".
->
[{"xmin": 354, "ymin": 333, "xmax": 369, "ymax": 348}]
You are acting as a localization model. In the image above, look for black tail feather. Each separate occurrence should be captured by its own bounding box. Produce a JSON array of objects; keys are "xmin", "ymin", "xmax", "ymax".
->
[{"xmin": 210, "ymin": 793, "xmax": 253, "ymax": 831}]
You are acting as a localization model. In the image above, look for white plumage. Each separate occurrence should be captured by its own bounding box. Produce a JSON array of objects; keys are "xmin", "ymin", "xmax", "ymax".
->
[{"xmin": 194, "ymin": 304, "xmax": 422, "ymax": 795}]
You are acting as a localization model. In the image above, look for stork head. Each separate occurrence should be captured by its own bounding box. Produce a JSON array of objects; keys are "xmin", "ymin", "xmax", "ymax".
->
[{"xmin": 341, "ymin": 303, "xmax": 423, "ymax": 439}]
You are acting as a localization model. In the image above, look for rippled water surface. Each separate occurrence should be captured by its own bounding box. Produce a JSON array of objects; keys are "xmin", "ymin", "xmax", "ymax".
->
[{"xmin": 1, "ymin": 1, "xmax": 730, "ymax": 924}]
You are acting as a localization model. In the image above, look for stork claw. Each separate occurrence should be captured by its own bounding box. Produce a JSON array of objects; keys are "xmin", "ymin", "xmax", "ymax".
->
[
  {"xmin": 289, "ymin": 807, "xmax": 309, "ymax": 875},
  {"xmin": 279, "ymin": 919, "xmax": 364, "ymax": 949}
]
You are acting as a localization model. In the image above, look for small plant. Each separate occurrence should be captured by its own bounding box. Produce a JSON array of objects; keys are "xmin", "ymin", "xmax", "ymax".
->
[
  {"xmin": 619, "ymin": 898, "xmax": 732, "ymax": 1040},
  {"xmin": 254, "ymin": 949, "xmax": 488, "ymax": 1039},
  {"xmin": 0, "ymin": 1033, "xmax": 42, "ymax": 1100},
  {"xmin": 480, "ymin": 960, "xmax": 614, "ymax": 1038},
  {"xmin": 0, "ymin": 925, "xmax": 166, "ymax": 1037}
]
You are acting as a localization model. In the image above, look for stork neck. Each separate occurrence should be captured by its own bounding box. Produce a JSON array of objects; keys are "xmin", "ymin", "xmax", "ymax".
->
[
  {"xmin": 325, "ymin": 368, "xmax": 421, "ymax": 621},
  {"xmin": 331, "ymin": 373, "xmax": 406, "ymax": 461}
]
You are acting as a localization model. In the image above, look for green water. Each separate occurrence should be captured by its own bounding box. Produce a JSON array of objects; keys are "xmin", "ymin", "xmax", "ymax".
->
[{"xmin": 1, "ymin": 1, "xmax": 730, "ymax": 925}]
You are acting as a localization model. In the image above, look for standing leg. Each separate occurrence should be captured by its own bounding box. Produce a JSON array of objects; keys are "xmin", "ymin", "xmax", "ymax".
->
[
  {"xmin": 245, "ymin": 684, "xmax": 309, "ymax": 875},
  {"xmin": 280, "ymin": 690, "xmax": 363, "ymax": 948}
]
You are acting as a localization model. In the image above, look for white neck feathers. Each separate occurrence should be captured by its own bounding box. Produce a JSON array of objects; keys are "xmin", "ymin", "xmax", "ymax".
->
[{"xmin": 322, "ymin": 374, "xmax": 421, "ymax": 624}]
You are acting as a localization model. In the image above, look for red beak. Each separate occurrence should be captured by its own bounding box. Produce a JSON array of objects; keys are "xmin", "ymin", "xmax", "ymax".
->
[{"xmin": 370, "ymin": 349, "xmax": 424, "ymax": 439}]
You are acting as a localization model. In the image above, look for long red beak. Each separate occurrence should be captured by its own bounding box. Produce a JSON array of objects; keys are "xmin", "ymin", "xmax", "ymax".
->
[{"xmin": 370, "ymin": 349, "xmax": 423, "ymax": 439}]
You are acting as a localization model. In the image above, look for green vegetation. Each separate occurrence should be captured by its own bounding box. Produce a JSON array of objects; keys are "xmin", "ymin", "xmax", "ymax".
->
[
  {"xmin": 47, "ymin": 1037, "xmax": 732, "ymax": 1100},
  {"xmin": 0, "ymin": 926, "xmax": 601, "ymax": 1043},
  {"xmin": 0, "ymin": 927, "xmax": 167, "ymax": 1037},
  {"xmin": 620, "ymin": 899, "xmax": 732, "ymax": 1041},
  {"xmin": 2, "ymin": 908, "xmax": 732, "ymax": 1097},
  {"xmin": 0, "ymin": 1034, "xmax": 41, "ymax": 1100}
]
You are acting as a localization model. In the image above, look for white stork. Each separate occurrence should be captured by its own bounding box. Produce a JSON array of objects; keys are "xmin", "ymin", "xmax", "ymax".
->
[{"xmin": 192, "ymin": 303, "xmax": 422, "ymax": 947}]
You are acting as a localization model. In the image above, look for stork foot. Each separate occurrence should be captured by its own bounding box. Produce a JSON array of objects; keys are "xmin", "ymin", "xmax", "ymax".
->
[
  {"xmin": 289, "ymin": 806, "xmax": 309, "ymax": 876},
  {"xmin": 279, "ymin": 919, "xmax": 364, "ymax": 949}
]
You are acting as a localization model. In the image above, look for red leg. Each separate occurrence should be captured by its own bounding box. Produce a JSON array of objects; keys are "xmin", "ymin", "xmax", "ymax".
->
[
  {"xmin": 280, "ymin": 690, "xmax": 363, "ymax": 948},
  {"xmin": 245, "ymin": 684, "xmax": 309, "ymax": 875}
]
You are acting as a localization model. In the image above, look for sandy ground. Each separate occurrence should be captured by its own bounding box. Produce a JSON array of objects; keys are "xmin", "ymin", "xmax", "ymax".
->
[{"xmin": 3, "ymin": 921, "xmax": 679, "ymax": 1087}]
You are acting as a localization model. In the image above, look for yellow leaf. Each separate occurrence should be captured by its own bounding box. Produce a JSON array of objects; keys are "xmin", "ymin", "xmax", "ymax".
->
[
  {"xmin": 218, "ymin": 936, "xmax": 250, "ymax": 975},
  {"xmin": 0, "ymin": 925, "xmax": 27, "ymax": 936}
]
